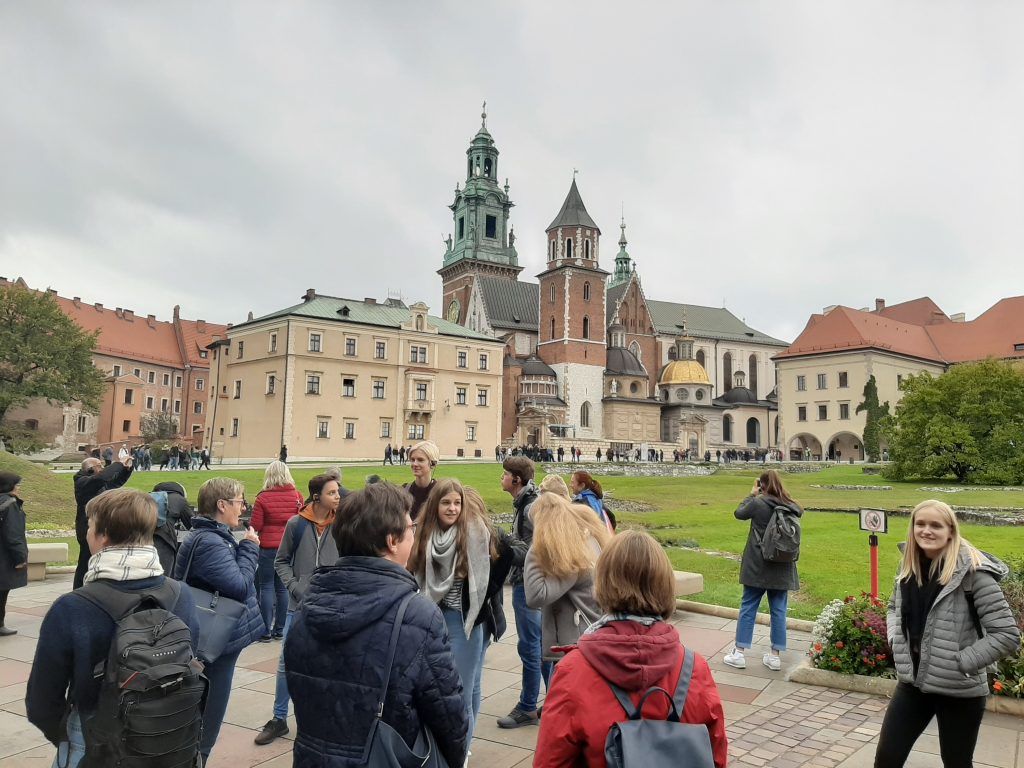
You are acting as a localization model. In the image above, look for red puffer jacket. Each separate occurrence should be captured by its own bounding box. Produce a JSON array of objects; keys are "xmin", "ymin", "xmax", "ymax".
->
[
  {"xmin": 533, "ymin": 620, "xmax": 727, "ymax": 768},
  {"xmin": 250, "ymin": 484, "xmax": 303, "ymax": 549}
]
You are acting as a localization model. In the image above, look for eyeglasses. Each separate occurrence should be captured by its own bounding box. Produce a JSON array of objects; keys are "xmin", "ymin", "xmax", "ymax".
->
[{"xmin": 222, "ymin": 498, "xmax": 246, "ymax": 506}]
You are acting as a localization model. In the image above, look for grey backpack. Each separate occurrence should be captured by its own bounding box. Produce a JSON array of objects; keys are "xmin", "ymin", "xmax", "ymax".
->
[
  {"xmin": 604, "ymin": 647, "xmax": 715, "ymax": 768},
  {"xmin": 759, "ymin": 505, "xmax": 801, "ymax": 563}
]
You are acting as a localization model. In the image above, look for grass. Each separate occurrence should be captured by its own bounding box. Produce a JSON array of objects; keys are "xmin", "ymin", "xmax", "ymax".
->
[{"xmin": 6, "ymin": 451, "xmax": 1024, "ymax": 619}]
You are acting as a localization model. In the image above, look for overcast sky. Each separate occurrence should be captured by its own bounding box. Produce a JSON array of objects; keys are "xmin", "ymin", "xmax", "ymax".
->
[{"xmin": 2, "ymin": 3, "xmax": 1022, "ymax": 344}]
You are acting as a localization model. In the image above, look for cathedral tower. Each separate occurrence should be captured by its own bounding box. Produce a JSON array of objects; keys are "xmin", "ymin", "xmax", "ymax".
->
[{"xmin": 438, "ymin": 104, "xmax": 521, "ymax": 326}]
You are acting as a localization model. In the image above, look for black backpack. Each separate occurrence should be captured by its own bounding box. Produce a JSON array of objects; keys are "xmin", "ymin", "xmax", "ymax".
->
[
  {"xmin": 759, "ymin": 505, "xmax": 801, "ymax": 563},
  {"xmin": 604, "ymin": 647, "xmax": 715, "ymax": 767},
  {"xmin": 76, "ymin": 579, "xmax": 207, "ymax": 768}
]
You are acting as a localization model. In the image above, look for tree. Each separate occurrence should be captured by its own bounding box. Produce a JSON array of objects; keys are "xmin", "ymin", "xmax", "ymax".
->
[
  {"xmin": 882, "ymin": 359, "xmax": 1024, "ymax": 483},
  {"xmin": 140, "ymin": 411, "xmax": 180, "ymax": 442},
  {"xmin": 855, "ymin": 375, "xmax": 890, "ymax": 462},
  {"xmin": 0, "ymin": 285, "xmax": 106, "ymax": 428}
]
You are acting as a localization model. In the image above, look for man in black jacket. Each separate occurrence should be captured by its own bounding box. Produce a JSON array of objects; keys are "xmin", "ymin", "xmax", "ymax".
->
[{"xmin": 72, "ymin": 456, "xmax": 133, "ymax": 588}]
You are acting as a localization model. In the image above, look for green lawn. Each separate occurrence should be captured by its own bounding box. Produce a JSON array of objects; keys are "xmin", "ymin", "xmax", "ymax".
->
[{"xmin": 8, "ymin": 452, "xmax": 1024, "ymax": 620}]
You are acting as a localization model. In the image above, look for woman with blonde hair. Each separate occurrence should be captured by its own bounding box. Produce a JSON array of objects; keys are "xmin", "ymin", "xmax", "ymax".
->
[
  {"xmin": 533, "ymin": 531, "xmax": 728, "ymax": 767},
  {"xmin": 409, "ymin": 479, "xmax": 513, "ymax": 744},
  {"xmin": 538, "ymin": 474, "xmax": 571, "ymax": 499},
  {"xmin": 874, "ymin": 500, "xmax": 1019, "ymax": 768},
  {"xmin": 405, "ymin": 440, "xmax": 440, "ymax": 520},
  {"xmin": 251, "ymin": 460, "xmax": 303, "ymax": 642},
  {"xmin": 524, "ymin": 494, "xmax": 611, "ymax": 666}
]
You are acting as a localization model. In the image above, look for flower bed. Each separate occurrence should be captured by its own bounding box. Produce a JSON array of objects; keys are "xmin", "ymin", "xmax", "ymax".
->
[{"xmin": 809, "ymin": 593, "xmax": 894, "ymax": 678}]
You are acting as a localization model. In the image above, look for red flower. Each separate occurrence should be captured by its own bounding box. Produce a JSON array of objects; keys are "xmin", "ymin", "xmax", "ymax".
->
[
  {"xmin": 836, "ymin": 641, "xmax": 845, "ymax": 649},
  {"xmin": 814, "ymin": 643, "xmax": 822, "ymax": 652}
]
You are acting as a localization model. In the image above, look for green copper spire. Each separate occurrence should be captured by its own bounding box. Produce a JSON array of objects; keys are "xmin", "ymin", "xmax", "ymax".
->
[{"xmin": 610, "ymin": 214, "xmax": 633, "ymax": 287}]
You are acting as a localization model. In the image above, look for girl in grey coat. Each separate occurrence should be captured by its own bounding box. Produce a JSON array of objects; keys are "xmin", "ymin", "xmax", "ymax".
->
[
  {"xmin": 724, "ymin": 469, "xmax": 803, "ymax": 672},
  {"xmin": 875, "ymin": 499, "xmax": 1020, "ymax": 768}
]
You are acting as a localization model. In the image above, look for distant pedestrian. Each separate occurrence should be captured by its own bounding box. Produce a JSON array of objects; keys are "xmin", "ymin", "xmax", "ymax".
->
[
  {"xmin": 398, "ymin": 445, "xmax": 406, "ymax": 464},
  {"xmin": 200, "ymin": 447, "xmax": 211, "ymax": 469},
  {"xmin": 0, "ymin": 472, "xmax": 28, "ymax": 636},
  {"xmin": 102, "ymin": 446, "xmax": 113, "ymax": 467},
  {"xmin": 279, "ymin": 445, "xmax": 288, "ymax": 463},
  {"xmin": 384, "ymin": 443, "xmax": 394, "ymax": 466}
]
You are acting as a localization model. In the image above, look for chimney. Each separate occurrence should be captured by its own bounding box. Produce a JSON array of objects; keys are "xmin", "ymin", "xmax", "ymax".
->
[
  {"xmin": 304, "ymin": 288, "xmax": 316, "ymax": 302},
  {"xmin": 226, "ymin": 323, "xmax": 233, "ymax": 330},
  {"xmin": 247, "ymin": 311, "xmax": 254, "ymax": 321},
  {"xmin": 197, "ymin": 320, "xmax": 206, "ymax": 333},
  {"xmin": 875, "ymin": 298, "xmax": 885, "ymax": 312},
  {"xmin": 146, "ymin": 314, "xmax": 157, "ymax": 327},
  {"xmin": 94, "ymin": 302, "xmax": 103, "ymax": 311},
  {"xmin": 115, "ymin": 307, "xmax": 123, "ymax": 318},
  {"xmin": 364, "ymin": 297, "xmax": 377, "ymax": 305},
  {"xmin": 951, "ymin": 312, "xmax": 965, "ymax": 323},
  {"xmin": 73, "ymin": 296, "xmax": 81, "ymax": 307},
  {"xmin": 173, "ymin": 305, "xmax": 180, "ymax": 321},
  {"xmin": 123, "ymin": 309, "xmax": 134, "ymax": 321}
]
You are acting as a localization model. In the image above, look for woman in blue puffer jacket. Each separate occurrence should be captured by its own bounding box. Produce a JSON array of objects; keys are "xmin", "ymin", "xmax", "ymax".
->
[
  {"xmin": 285, "ymin": 481, "xmax": 469, "ymax": 767},
  {"xmin": 174, "ymin": 476, "xmax": 265, "ymax": 764},
  {"xmin": 570, "ymin": 470, "xmax": 614, "ymax": 533}
]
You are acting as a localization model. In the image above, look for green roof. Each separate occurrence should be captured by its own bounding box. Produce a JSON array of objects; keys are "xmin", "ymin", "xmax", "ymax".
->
[
  {"xmin": 237, "ymin": 295, "xmax": 498, "ymax": 342},
  {"xmin": 645, "ymin": 299, "xmax": 789, "ymax": 346}
]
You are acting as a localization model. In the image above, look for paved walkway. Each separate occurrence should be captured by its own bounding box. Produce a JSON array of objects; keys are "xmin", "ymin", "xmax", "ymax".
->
[{"xmin": 3, "ymin": 575, "xmax": 1023, "ymax": 767}]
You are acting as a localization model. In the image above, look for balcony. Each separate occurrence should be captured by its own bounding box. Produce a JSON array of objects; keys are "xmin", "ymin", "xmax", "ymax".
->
[{"xmin": 406, "ymin": 398, "xmax": 435, "ymax": 413}]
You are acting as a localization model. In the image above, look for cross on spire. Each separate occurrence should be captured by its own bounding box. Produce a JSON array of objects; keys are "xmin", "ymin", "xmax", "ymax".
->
[{"xmin": 481, "ymin": 100, "xmax": 487, "ymax": 128}]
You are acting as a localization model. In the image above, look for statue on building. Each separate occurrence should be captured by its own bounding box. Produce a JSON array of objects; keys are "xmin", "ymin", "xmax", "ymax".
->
[{"xmin": 610, "ymin": 379, "xmax": 619, "ymax": 396}]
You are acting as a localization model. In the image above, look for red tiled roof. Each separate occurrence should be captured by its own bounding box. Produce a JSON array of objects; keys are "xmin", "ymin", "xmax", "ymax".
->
[
  {"xmin": 877, "ymin": 297, "xmax": 950, "ymax": 326},
  {"xmin": 177, "ymin": 318, "xmax": 229, "ymax": 366}
]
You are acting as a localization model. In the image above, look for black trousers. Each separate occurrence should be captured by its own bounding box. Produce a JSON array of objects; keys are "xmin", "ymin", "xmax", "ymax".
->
[
  {"xmin": 0, "ymin": 589, "xmax": 8, "ymax": 626},
  {"xmin": 875, "ymin": 682, "xmax": 987, "ymax": 767}
]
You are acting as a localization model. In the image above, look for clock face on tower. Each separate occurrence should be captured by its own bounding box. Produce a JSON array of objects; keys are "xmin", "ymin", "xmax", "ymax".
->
[{"xmin": 447, "ymin": 299, "xmax": 461, "ymax": 323}]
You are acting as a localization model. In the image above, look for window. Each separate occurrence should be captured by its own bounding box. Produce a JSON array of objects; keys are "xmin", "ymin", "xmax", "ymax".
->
[
  {"xmin": 231, "ymin": 418, "xmax": 239, "ymax": 437},
  {"xmin": 237, "ymin": 341, "xmax": 244, "ymax": 359},
  {"xmin": 343, "ymin": 378, "xmax": 355, "ymax": 397},
  {"xmin": 550, "ymin": 317, "xmax": 555, "ymax": 339},
  {"xmin": 266, "ymin": 374, "xmax": 276, "ymax": 395},
  {"xmin": 839, "ymin": 403, "xmax": 850, "ymax": 419},
  {"xmin": 723, "ymin": 415, "xmax": 733, "ymax": 442},
  {"xmin": 122, "ymin": 419, "xmax": 131, "ymax": 432},
  {"xmin": 798, "ymin": 406, "xmax": 807, "ymax": 422},
  {"xmin": 466, "ymin": 424, "xmax": 477, "ymax": 441},
  {"xmin": 113, "ymin": 364, "xmax": 122, "ymax": 376},
  {"xmin": 817, "ymin": 373, "xmax": 827, "ymax": 389},
  {"xmin": 838, "ymin": 371, "xmax": 848, "ymax": 388},
  {"xmin": 565, "ymin": 238, "xmax": 573, "ymax": 258},
  {"xmin": 477, "ymin": 388, "xmax": 489, "ymax": 406},
  {"xmin": 345, "ymin": 337, "xmax": 356, "ymax": 356},
  {"xmin": 380, "ymin": 420, "xmax": 392, "ymax": 438},
  {"xmin": 309, "ymin": 333, "xmax": 322, "ymax": 353},
  {"xmin": 233, "ymin": 380, "xmax": 241, "ymax": 399},
  {"xmin": 409, "ymin": 345, "xmax": 427, "ymax": 364},
  {"xmin": 163, "ymin": 373, "xmax": 170, "ymax": 386},
  {"xmin": 416, "ymin": 382, "xmax": 428, "ymax": 401},
  {"xmin": 458, "ymin": 216, "xmax": 465, "ymax": 240},
  {"xmin": 269, "ymin": 332, "xmax": 278, "ymax": 353},
  {"xmin": 407, "ymin": 424, "xmax": 425, "ymax": 440},
  {"xmin": 582, "ymin": 317, "xmax": 590, "ymax": 339},
  {"xmin": 796, "ymin": 375, "xmax": 806, "ymax": 391},
  {"xmin": 372, "ymin": 379, "xmax": 385, "ymax": 399},
  {"xmin": 485, "ymin": 214, "xmax": 497, "ymax": 239},
  {"xmin": 584, "ymin": 239, "xmax": 591, "ymax": 259},
  {"xmin": 199, "ymin": 350, "xmax": 207, "ymax": 358},
  {"xmin": 161, "ymin": 398, "xmax": 169, "ymax": 412},
  {"xmin": 344, "ymin": 422, "xmax": 355, "ymax": 439},
  {"xmin": 318, "ymin": 419, "xmax": 330, "ymax": 439},
  {"xmin": 195, "ymin": 378, "xmax": 204, "ymax": 391},
  {"xmin": 175, "ymin": 375, "xmax": 182, "ymax": 388},
  {"xmin": 173, "ymin": 400, "xmax": 181, "ymax": 414},
  {"xmin": 148, "ymin": 371, "xmax": 155, "ymax": 384},
  {"xmin": 146, "ymin": 396, "xmax": 154, "ymax": 410},
  {"xmin": 124, "ymin": 389, "xmax": 134, "ymax": 405},
  {"xmin": 818, "ymin": 404, "xmax": 828, "ymax": 421},
  {"xmin": 456, "ymin": 386, "xmax": 467, "ymax": 405},
  {"xmin": 193, "ymin": 401, "xmax": 202, "ymax": 415},
  {"xmin": 580, "ymin": 401, "xmax": 590, "ymax": 428},
  {"xmin": 375, "ymin": 341, "xmax": 386, "ymax": 359},
  {"xmin": 479, "ymin": 353, "xmax": 489, "ymax": 370},
  {"xmin": 897, "ymin": 374, "xmax": 904, "ymax": 388},
  {"xmin": 306, "ymin": 374, "xmax": 320, "ymax": 395},
  {"xmin": 77, "ymin": 415, "xmax": 87, "ymax": 432},
  {"xmin": 133, "ymin": 368, "xmax": 141, "ymax": 377},
  {"xmin": 549, "ymin": 284, "xmax": 555, "ymax": 303},
  {"xmin": 1016, "ymin": 343, "xmax": 1024, "ymax": 352},
  {"xmin": 583, "ymin": 282, "xmax": 591, "ymax": 301},
  {"xmin": 458, "ymin": 351, "xmax": 468, "ymax": 368}
]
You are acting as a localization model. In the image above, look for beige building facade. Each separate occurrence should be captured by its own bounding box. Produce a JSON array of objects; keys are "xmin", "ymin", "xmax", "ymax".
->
[{"xmin": 206, "ymin": 291, "xmax": 504, "ymax": 463}]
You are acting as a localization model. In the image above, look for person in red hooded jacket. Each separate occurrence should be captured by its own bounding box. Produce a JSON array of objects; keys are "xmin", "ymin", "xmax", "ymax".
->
[{"xmin": 533, "ymin": 530, "xmax": 727, "ymax": 768}]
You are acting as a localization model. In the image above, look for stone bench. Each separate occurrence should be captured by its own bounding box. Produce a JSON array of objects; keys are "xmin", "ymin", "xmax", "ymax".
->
[
  {"xmin": 27, "ymin": 542, "xmax": 69, "ymax": 581},
  {"xmin": 674, "ymin": 570, "xmax": 703, "ymax": 596}
]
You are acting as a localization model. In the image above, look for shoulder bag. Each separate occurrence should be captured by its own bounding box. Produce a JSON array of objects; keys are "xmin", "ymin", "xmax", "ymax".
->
[{"xmin": 180, "ymin": 531, "xmax": 246, "ymax": 664}]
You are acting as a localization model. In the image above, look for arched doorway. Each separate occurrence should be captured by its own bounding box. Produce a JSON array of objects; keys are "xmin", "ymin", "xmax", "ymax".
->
[
  {"xmin": 746, "ymin": 417, "xmax": 760, "ymax": 446},
  {"xmin": 788, "ymin": 433, "xmax": 823, "ymax": 461},
  {"xmin": 826, "ymin": 431, "xmax": 864, "ymax": 461}
]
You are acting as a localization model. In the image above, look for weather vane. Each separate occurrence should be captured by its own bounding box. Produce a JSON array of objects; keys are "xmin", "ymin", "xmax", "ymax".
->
[{"xmin": 573, "ymin": 168, "xmax": 579, "ymax": 179}]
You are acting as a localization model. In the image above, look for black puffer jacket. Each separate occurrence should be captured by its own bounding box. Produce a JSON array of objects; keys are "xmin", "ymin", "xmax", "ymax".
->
[
  {"xmin": 0, "ymin": 493, "xmax": 28, "ymax": 591},
  {"xmin": 736, "ymin": 493, "xmax": 803, "ymax": 591},
  {"xmin": 285, "ymin": 556, "xmax": 469, "ymax": 768}
]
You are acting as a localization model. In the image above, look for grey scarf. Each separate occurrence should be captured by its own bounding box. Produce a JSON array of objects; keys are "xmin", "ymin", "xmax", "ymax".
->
[{"xmin": 420, "ymin": 516, "xmax": 491, "ymax": 638}]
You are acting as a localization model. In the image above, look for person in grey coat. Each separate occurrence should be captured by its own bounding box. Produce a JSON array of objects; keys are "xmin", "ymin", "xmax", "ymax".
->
[
  {"xmin": 723, "ymin": 469, "xmax": 803, "ymax": 672},
  {"xmin": 0, "ymin": 472, "xmax": 28, "ymax": 636},
  {"xmin": 874, "ymin": 499, "xmax": 1020, "ymax": 768}
]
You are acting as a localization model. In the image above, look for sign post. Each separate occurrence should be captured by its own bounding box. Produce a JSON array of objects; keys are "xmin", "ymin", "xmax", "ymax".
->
[{"xmin": 859, "ymin": 509, "xmax": 888, "ymax": 598}]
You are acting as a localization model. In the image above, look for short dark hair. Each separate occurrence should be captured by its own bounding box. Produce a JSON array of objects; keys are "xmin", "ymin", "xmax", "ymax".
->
[
  {"xmin": 0, "ymin": 471, "xmax": 21, "ymax": 494},
  {"xmin": 332, "ymin": 482, "xmax": 410, "ymax": 557},
  {"xmin": 308, "ymin": 473, "xmax": 336, "ymax": 501},
  {"xmin": 502, "ymin": 456, "xmax": 535, "ymax": 485}
]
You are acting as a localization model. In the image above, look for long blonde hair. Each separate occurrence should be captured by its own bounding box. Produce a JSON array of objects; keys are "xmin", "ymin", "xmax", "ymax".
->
[
  {"xmin": 897, "ymin": 499, "xmax": 982, "ymax": 586},
  {"xmin": 530, "ymin": 493, "xmax": 612, "ymax": 579}
]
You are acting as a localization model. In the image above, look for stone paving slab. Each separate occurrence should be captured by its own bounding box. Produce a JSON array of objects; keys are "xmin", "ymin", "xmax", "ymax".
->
[{"xmin": 3, "ymin": 574, "xmax": 1024, "ymax": 767}]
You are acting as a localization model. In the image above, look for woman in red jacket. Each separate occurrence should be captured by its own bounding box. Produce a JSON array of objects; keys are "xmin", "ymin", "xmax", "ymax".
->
[
  {"xmin": 533, "ymin": 530, "xmax": 728, "ymax": 768},
  {"xmin": 250, "ymin": 460, "xmax": 304, "ymax": 641}
]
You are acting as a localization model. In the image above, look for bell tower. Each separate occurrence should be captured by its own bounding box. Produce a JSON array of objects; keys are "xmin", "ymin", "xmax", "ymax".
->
[{"xmin": 438, "ymin": 103, "xmax": 521, "ymax": 326}]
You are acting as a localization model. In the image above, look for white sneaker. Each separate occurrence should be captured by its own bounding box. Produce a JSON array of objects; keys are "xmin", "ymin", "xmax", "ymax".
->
[
  {"xmin": 723, "ymin": 650, "xmax": 746, "ymax": 669},
  {"xmin": 763, "ymin": 653, "xmax": 782, "ymax": 671}
]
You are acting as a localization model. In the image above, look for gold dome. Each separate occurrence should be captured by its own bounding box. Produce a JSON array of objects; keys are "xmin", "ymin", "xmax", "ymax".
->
[{"xmin": 659, "ymin": 360, "xmax": 711, "ymax": 386}]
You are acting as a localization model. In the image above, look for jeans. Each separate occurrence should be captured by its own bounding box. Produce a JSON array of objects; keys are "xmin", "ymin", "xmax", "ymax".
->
[
  {"xmin": 875, "ymin": 682, "xmax": 986, "ymax": 767},
  {"xmin": 735, "ymin": 585, "xmax": 789, "ymax": 651},
  {"xmin": 52, "ymin": 709, "xmax": 85, "ymax": 768},
  {"xmin": 201, "ymin": 648, "xmax": 242, "ymax": 760},
  {"xmin": 443, "ymin": 607, "xmax": 485, "ymax": 743},
  {"xmin": 273, "ymin": 611, "xmax": 294, "ymax": 720},
  {"xmin": 512, "ymin": 583, "xmax": 551, "ymax": 712},
  {"xmin": 258, "ymin": 548, "xmax": 288, "ymax": 635}
]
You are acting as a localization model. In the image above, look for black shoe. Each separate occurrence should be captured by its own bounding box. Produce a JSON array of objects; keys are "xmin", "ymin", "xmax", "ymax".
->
[
  {"xmin": 497, "ymin": 706, "xmax": 539, "ymax": 729},
  {"xmin": 258, "ymin": 634, "xmax": 273, "ymax": 643},
  {"xmin": 254, "ymin": 717, "xmax": 289, "ymax": 745},
  {"xmin": 0, "ymin": 626, "xmax": 16, "ymax": 637},
  {"xmin": 272, "ymin": 631, "xmax": 284, "ymax": 640}
]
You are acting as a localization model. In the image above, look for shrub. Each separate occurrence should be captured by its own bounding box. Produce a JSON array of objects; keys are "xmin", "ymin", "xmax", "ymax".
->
[
  {"xmin": 990, "ymin": 553, "xmax": 1024, "ymax": 697},
  {"xmin": 809, "ymin": 593, "xmax": 894, "ymax": 677}
]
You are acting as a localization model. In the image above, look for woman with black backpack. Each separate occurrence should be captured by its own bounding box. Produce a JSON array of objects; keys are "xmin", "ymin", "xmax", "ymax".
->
[{"xmin": 723, "ymin": 469, "xmax": 803, "ymax": 672}]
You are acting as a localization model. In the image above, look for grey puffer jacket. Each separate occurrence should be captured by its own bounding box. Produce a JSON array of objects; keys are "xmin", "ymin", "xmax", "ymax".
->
[
  {"xmin": 736, "ymin": 494, "xmax": 802, "ymax": 592},
  {"xmin": 887, "ymin": 548, "xmax": 1021, "ymax": 698}
]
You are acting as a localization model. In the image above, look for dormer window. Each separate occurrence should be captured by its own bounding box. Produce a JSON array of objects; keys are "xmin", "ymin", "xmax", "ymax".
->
[{"xmin": 338, "ymin": 306, "xmax": 351, "ymax": 317}]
